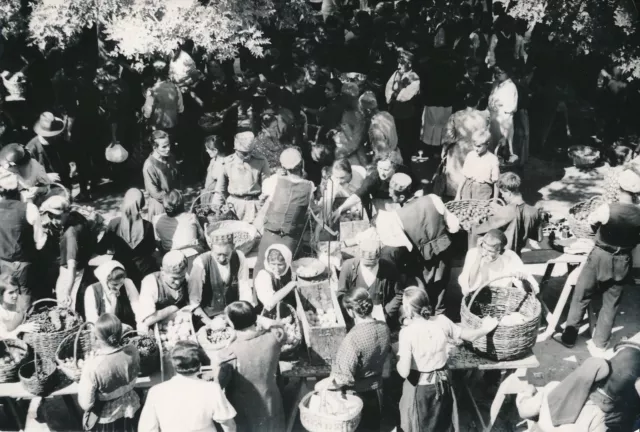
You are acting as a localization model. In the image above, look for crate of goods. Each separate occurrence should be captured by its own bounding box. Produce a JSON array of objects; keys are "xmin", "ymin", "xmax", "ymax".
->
[
  {"xmin": 154, "ymin": 307, "xmax": 197, "ymax": 381},
  {"xmin": 295, "ymin": 280, "xmax": 346, "ymax": 365}
]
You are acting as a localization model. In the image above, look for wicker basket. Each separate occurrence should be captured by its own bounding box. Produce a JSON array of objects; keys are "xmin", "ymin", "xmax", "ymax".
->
[
  {"xmin": 460, "ymin": 275, "xmax": 541, "ymax": 361},
  {"xmin": 206, "ymin": 220, "xmax": 260, "ymax": 255},
  {"xmin": 568, "ymin": 145, "xmax": 600, "ymax": 168},
  {"xmin": 0, "ymin": 339, "xmax": 30, "ymax": 383},
  {"xmin": 19, "ymin": 355, "xmax": 57, "ymax": 396},
  {"xmin": 299, "ymin": 391, "xmax": 363, "ymax": 432},
  {"xmin": 196, "ymin": 326, "xmax": 236, "ymax": 352},
  {"xmin": 55, "ymin": 322, "xmax": 96, "ymax": 382},
  {"xmin": 23, "ymin": 299, "xmax": 83, "ymax": 360},
  {"xmin": 567, "ymin": 196, "xmax": 604, "ymax": 239},
  {"xmin": 190, "ymin": 194, "xmax": 239, "ymax": 229},
  {"xmin": 260, "ymin": 302, "xmax": 303, "ymax": 359},
  {"xmin": 445, "ymin": 198, "xmax": 505, "ymax": 231},
  {"xmin": 122, "ymin": 330, "xmax": 160, "ymax": 377}
]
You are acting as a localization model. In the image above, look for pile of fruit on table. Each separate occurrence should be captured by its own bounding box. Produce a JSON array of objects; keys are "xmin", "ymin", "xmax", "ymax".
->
[
  {"xmin": 305, "ymin": 308, "xmax": 338, "ymax": 327},
  {"xmin": 158, "ymin": 313, "xmax": 195, "ymax": 351},
  {"xmin": 26, "ymin": 308, "xmax": 82, "ymax": 333}
]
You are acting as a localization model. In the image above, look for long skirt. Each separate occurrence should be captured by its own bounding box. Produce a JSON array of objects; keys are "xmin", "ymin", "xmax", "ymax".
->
[
  {"xmin": 421, "ymin": 106, "xmax": 453, "ymax": 147},
  {"xmin": 356, "ymin": 388, "xmax": 383, "ymax": 432},
  {"xmin": 513, "ymin": 109, "xmax": 530, "ymax": 166},
  {"xmin": 399, "ymin": 371, "xmax": 454, "ymax": 432},
  {"xmin": 459, "ymin": 178, "xmax": 493, "ymax": 200},
  {"xmin": 92, "ymin": 416, "xmax": 136, "ymax": 432}
]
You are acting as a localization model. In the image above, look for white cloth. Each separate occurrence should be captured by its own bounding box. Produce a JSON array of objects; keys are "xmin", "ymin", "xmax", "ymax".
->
[
  {"xmin": 138, "ymin": 374, "xmax": 236, "ymax": 432},
  {"xmin": 458, "ymin": 248, "xmax": 525, "ymax": 295},
  {"xmin": 398, "ymin": 315, "xmax": 462, "ymax": 372}
]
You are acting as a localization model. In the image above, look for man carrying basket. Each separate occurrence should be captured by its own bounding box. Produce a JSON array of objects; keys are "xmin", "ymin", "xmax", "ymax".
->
[{"xmin": 556, "ymin": 168, "xmax": 640, "ymax": 356}]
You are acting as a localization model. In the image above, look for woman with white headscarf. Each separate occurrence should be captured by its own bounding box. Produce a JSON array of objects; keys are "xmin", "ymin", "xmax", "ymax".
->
[
  {"xmin": 254, "ymin": 244, "xmax": 298, "ymax": 315},
  {"xmin": 83, "ymin": 260, "xmax": 141, "ymax": 330}
]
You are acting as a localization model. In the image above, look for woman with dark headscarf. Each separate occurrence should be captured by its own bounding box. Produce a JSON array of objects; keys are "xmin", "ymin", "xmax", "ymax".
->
[{"xmin": 98, "ymin": 188, "xmax": 158, "ymax": 286}]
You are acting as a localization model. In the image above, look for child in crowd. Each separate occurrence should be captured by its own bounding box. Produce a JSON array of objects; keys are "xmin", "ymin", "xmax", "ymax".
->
[
  {"xmin": 204, "ymin": 135, "xmax": 226, "ymax": 193},
  {"xmin": 456, "ymin": 130, "xmax": 500, "ymax": 200}
]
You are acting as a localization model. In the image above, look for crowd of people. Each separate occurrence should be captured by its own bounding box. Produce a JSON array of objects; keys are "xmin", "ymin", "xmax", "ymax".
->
[{"xmin": 0, "ymin": 0, "xmax": 639, "ymax": 431}]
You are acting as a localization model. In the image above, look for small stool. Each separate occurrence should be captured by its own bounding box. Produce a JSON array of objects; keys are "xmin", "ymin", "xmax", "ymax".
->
[{"xmin": 537, "ymin": 254, "xmax": 587, "ymax": 342}]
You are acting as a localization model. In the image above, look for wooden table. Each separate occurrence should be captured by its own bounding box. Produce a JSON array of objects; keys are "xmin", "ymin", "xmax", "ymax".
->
[
  {"xmin": 0, "ymin": 372, "xmax": 161, "ymax": 431},
  {"xmin": 281, "ymin": 346, "xmax": 539, "ymax": 432}
]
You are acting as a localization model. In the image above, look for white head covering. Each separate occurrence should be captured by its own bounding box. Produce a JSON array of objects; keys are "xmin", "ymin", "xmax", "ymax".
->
[
  {"xmin": 264, "ymin": 244, "xmax": 293, "ymax": 280},
  {"xmin": 375, "ymin": 210, "xmax": 413, "ymax": 251},
  {"xmin": 94, "ymin": 260, "xmax": 126, "ymax": 292}
]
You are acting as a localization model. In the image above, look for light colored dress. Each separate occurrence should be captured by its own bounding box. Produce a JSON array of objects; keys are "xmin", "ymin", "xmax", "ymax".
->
[{"xmin": 488, "ymin": 79, "xmax": 518, "ymax": 150}]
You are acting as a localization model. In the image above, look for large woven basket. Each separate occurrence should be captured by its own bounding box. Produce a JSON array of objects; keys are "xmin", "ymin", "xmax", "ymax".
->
[
  {"xmin": 23, "ymin": 299, "xmax": 83, "ymax": 360},
  {"xmin": 0, "ymin": 339, "xmax": 30, "ymax": 383},
  {"xmin": 260, "ymin": 302, "xmax": 303, "ymax": 359},
  {"xmin": 460, "ymin": 275, "xmax": 541, "ymax": 361},
  {"xmin": 55, "ymin": 322, "xmax": 96, "ymax": 382},
  {"xmin": 122, "ymin": 330, "xmax": 160, "ymax": 377},
  {"xmin": 207, "ymin": 220, "xmax": 260, "ymax": 255},
  {"xmin": 299, "ymin": 391, "xmax": 363, "ymax": 432},
  {"xmin": 445, "ymin": 198, "xmax": 505, "ymax": 231},
  {"xmin": 19, "ymin": 355, "xmax": 57, "ymax": 396},
  {"xmin": 196, "ymin": 325, "xmax": 237, "ymax": 353},
  {"xmin": 190, "ymin": 194, "xmax": 239, "ymax": 229},
  {"xmin": 568, "ymin": 196, "xmax": 604, "ymax": 239}
]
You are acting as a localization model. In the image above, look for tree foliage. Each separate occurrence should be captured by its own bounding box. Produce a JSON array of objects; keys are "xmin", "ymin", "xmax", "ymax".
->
[
  {"xmin": 0, "ymin": 0, "xmax": 25, "ymax": 39},
  {"xmin": 509, "ymin": 0, "xmax": 640, "ymax": 79}
]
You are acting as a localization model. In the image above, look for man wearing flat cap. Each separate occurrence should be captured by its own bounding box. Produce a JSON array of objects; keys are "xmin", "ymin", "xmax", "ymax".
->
[
  {"xmin": 386, "ymin": 49, "xmax": 421, "ymax": 163},
  {"xmin": 189, "ymin": 229, "xmax": 249, "ymax": 327},
  {"xmin": 254, "ymin": 147, "xmax": 316, "ymax": 273},
  {"xmin": 214, "ymin": 131, "xmax": 271, "ymax": 223},
  {"xmin": 359, "ymin": 91, "xmax": 400, "ymax": 160},
  {"xmin": 556, "ymin": 167, "xmax": 640, "ymax": 355}
]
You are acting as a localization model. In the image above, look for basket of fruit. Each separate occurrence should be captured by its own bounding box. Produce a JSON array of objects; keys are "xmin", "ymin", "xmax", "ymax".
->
[
  {"xmin": 461, "ymin": 275, "xmax": 541, "ymax": 361},
  {"xmin": 567, "ymin": 195, "xmax": 605, "ymax": 239},
  {"xmin": 55, "ymin": 322, "xmax": 97, "ymax": 382},
  {"xmin": 23, "ymin": 298, "xmax": 84, "ymax": 360},
  {"xmin": 206, "ymin": 221, "xmax": 260, "ymax": 255},
  {"xmin": 196, "ymin": 325, "xmax": 236, "ymax": 352},
  {"xmin": 0, "ymin": 339, "xmax": 30, "ymax": 383},
  {"xmin": 191, "ymin": 196, "xmax": 238, "ymax": 229},
  {"xmin": 260, "ymin": 302, "xmax": 303, "ymax": 359},
  {"xmin": 19, "ymin": 354, "xmax": 57, "ymax": 396},
  {"xmin": 568, "ymin": 145, "xmax": 600, "ymax": 168},
  {"xmin": 155, "ymin": 308, "xmax": 197, "ymax": 380},
  {"xmin": 445, "ymin": 198, "xmax": 505, "ymax": 231},
  {"xmin": 299, "ymin": 390, "xmax": 363, "ymax": 432},
  {"xmin": 122, "ymin": 330, "xmax": 160, "ymax": 377}
]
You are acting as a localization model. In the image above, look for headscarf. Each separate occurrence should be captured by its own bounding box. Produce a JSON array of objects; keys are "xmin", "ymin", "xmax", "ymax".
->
[
  {"xmin": 547, "ymin": 357, "xmax": 611, "ymax": 426},
  {"xmin": 117, "ymin": 188, "xmax": 146, "ymax": 249},
  {"xmin": 264, "ymin": 244, "xmax": 292, "ymax": 280},
  {"xmin": 94, "ymin": 260, "xmax": 127, "ymax": 294}
]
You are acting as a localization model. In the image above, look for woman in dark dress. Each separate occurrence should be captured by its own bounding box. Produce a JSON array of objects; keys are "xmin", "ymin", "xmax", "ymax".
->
[
  {"xmin": 98, "ymin": 188, "xmax": 158, "ymax": 286},
  {"xmin": 316, "ymin": 288, "xmax": 391, "ymax": 432}
]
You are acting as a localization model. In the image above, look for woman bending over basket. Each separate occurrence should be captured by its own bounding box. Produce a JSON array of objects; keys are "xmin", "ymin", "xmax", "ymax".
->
[
  {"xmin": 455, "ymin": 130, "xmax": 500, "ymax": 201},
  {"xmin": 78, "ymin": 314, "xmax": 141, "ymax": 432},
  {"xmin": 315, "ymin": 288, "xmax": 391, "ymax": 432},
  {"xmin": 458, "ymin": 229, "xmax": 539, "ymax": 297},
  {"xmin": 396, "ymin": 287, "xmax": 498, "ymax": 432},
  {"xmin": 0, "ymin": 275, "xmax": 40, "ymax": 339}
]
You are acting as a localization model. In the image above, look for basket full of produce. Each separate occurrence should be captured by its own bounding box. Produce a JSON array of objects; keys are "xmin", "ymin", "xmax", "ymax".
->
[
  {"xmin": 22, "ymin": 299, "xmax": 83, "ymax": 360},
  {"xmin": 260, "ymin": 302, "xmax": 303, "ymax": 359},
  {"xmin": 567, "ymin": 195, "xmax": 605, "ymax": 239},
  {"xmin": 299, "ymin": 390, "xmax": 363, "ymax": 432},
  {"xmin": 197, "ymin": 325, "xmax": 236, "ymax": 353},
  {"xmin": 191, "ymin": 195, "xmax": 238, "ymax": 228},
  {"xmin": 122, "ymin": 330, "xmax": 160, "ymax": 377},
  {"xmin": 19, "ymin": 355, "xmax": 57, "ymax": 396},
  {"xmin": 445, "ymin": 198, "xmax": 505, "ymax": 231},
  {"xmin": 568, "ymin": 145, "xmax": 600, "ymax": 168},
  {"xmin": 155, "ymin": 307, "xmax": 197, "ymax": 380},
  {"xmin": 55, "ymin": 322, "xmax": 97, "ymax": 382},
  {"xmin": 0, "ymin": 339, "xmax": 30, "ymax": 383},
  {"xmin": 461, "ymin": 275, "xmax": 541, "ymax": 361}
]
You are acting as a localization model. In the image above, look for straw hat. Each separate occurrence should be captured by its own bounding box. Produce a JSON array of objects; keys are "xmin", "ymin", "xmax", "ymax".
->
[{"xmin": 34, "ymin": 112, "xmax": 65, "ymax": 137}]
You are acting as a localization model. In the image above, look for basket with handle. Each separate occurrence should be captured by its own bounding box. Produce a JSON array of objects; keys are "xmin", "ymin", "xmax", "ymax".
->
[
  {"xmin": 445, "ymin": 198, "xmax": 505, "ymax": 231},
  {"xmin": 567, "ymin": 196, "xmax": 605, "ymax": 239},
  {"xmin": 260, "ymin": 302, "xmax": 303, "ymax": 359},
  {"xmin": 22, "ymin": 298, "xmax": 83, "ymax": 360},
  {"xmin": 190, "ymin": 193, "xmax": 239, "ymax": 229},
  {"xmin": 19, "ymin": 353, "xmax": 57, "ymax": 396},
  {"xmin": 460, "ymin": 274, "xmax": 541, "ymax": 361},
  {"xmin": 55, "ymin": 322, "xmax": 96, "ymax": 382},
  {"xmin": 122, "ymin": 330, "xmax": 160, "ymax": 377},
  {"xmin": 0, "ymin": 339, "xmax": 30, "ymax": 383},
  {"xmin": 196, "ymin": 324, "xmax": 236, "ymax": 353},
  {"xmin": 299, "ymin": 390, "xmax": 363, "ymax": 432}
]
